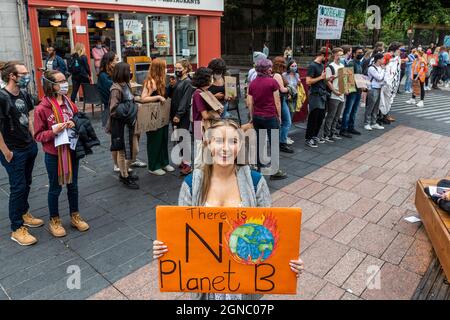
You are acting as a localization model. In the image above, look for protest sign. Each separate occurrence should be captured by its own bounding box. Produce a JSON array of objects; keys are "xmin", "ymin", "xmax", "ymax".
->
[
  {"xmin": 316, "ymin": 5, "xmax": 346, "ymax": 40},
  {"xmin": 354, "ymin": 74, "xmax": 370, "ymax": 90},
  {"xmin": 224, "ymin": 76, "xmax": 238, "ymax": 99},
  {"xmin": 156, "ymin": 206, "xmax": 302, "ymax": 294},
  {"xmin": 200, "ymin": 91, "xmax": 224, "ymax": 112},
  {"xmin": 135, "ymin": 98, "xmax": 171, "ymax": 133},
  {"xmin": 338, "ymin": 67, "xmax": 356, "ymax": 94}
]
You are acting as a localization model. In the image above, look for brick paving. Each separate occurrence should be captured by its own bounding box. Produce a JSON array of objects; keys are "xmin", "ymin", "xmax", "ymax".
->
[{"xmin": 1, "ymin": 90, "xmax": 450, "ymax": 300}]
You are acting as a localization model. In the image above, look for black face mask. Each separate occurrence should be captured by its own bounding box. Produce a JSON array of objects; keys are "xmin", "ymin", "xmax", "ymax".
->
[
  {"xmin": 175, "ymin": 71, "xmax": 183, "ymax": 78},
  {"xmin": 356, "ymin": 54, "xmax": 364, "ymax": 60}
]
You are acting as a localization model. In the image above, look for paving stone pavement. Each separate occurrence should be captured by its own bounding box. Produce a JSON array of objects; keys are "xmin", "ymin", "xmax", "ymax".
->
[{"xmin": 1, "ymin": 90, "xmax": 449, "ymax": 300}]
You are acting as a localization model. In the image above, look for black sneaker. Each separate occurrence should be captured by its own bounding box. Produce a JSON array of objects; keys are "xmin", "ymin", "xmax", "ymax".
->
[
  {"xmin": 119, "ymin": 175, "xmax": 140, "ymax": 189},
  {"xmin": 270, "ymin": 170, "xmax": 288, "ymax": 180},
  {"xmin": 280, "ymin": 143, "xmax": 294, "ymax": 154},
  {"xmin": 348, "ymin": 129, "xmax": 361, "ymax": 135},
  {"xmin": 128, "ymin": 173, "xmax": 140, "ymax": 181},
  {"xmin": 305, "ymin": 139, "xmax": 318, "ymax": 148},
  {"xmin": 339, "ymin": 131, "xmax": 353, "ymax": 138},
  {"xmin": 313, "ymin": 137, "xmax": 326, "ymax": 144}
]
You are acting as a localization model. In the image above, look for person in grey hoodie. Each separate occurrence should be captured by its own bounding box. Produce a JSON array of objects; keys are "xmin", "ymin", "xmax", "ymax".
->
[
  {"xmin": 364, "ymin": 53, "xmax": 386, "ymax": 131},
  {"xmin": 153, "ymin": 119, "xmax": 304, "ymax": 300}
]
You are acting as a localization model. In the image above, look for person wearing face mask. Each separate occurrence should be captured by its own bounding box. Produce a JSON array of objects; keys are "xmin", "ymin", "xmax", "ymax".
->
[
  {"xmin": 170, "ymin": 59, "xmax": 195, "ymax": 175},
  {"xmin": 0, "ymin": 61, "xmax": 42, "ymax": 246},
  {"xmin": 207, "ymin": 58, "xmax": 231, "ymax": 118},
  {"xmin": 406, "ymin": 50, "xmax": 427, "ymax": 108},
  {"xmin": 340, "ymin": 47, "xmax": 365, "ymax": 138},
  {"xmin": 40, "ymin": 46, "xmax": 68, "ymax": 76},
  {"xmin": 364, "ymin": 53, "xmax": 386, "ymax": 131},
  {"xmin": 283, "ymin": 59, "xmax": 300, "ymax": 145},
  {"xmin": 341, "ymin": 45, "xmax": 352, "ymax": 66},
  {"xmin": 92, "ymin": 39, "xmax": 108, "ymax": 75},
  {"xmin": 34, "ymin": 70, "xmax": 90, "ymax": 238}
]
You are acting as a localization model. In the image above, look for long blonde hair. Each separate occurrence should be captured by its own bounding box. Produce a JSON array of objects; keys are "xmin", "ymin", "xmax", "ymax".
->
[
  {"xmin": 200, "ymin": 119, "xmax": 242, "ymax": 205},
  {"xmin": 144, "ymin": 58, "xmax": 166, "ymax": 97},
  {"xmin": 73, "ymin": 42, "xmax": 86, "ymax": 56}
]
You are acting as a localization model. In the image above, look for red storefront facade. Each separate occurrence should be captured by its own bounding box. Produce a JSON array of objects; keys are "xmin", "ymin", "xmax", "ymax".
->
[{"xmin": 27, "ymin": 0, "xmax": 223, "ymax": 96}]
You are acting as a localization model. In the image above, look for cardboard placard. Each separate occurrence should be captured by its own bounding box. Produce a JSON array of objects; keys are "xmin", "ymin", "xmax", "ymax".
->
[
  {"xmin": 338, "ymin": 67, "xmax": 356, "ymax": 94},
  {"xmin": 200, "ymin": 91, "xmax": 223, "ymax": 111},
  {"xmin": 224, "ymin": 76, "xmax": 238, "ymax": 99},
  {"xmin": 354, "ymin": 74, "xmax": 370, "ymax": 90},
  {"xmin": 156, "ymin": 206, "xmax": 302, "ymax": 295},
  {"xmin": 135, "ymin": 98, "xmax": 171, "ymax": 133}
]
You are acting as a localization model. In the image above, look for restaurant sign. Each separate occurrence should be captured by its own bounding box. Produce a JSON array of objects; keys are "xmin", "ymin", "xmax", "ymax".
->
[{"xmin": 61, "ymin": 0, "xmax": 224, "ymax": 11}]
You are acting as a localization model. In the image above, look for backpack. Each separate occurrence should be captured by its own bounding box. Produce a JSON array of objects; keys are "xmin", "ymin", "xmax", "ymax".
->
[
  {"xmin": 362, "ymin": 58, "xmax": 371, "ymax": 76},
  {"xmin": 68, "ymin": 54, "xmax": 82, "ymax": 75},
  {"xmin": 184, "ymin": 169, "xmax": 262, "ymax": 196},
  {"xmin": 325, "ymin": 63, "xmax": 336, "ymax": 94}
]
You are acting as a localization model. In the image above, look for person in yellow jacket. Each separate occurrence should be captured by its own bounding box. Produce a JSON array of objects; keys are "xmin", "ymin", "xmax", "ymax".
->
[{"xmin": 406, "ymin": 50, "xmax": 427, "ymax": 108}]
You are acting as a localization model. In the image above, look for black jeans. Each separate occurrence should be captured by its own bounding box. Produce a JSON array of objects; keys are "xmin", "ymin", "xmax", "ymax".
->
[
  {"xmin": 45, "ymin": 152, "xmax": 79, "ymax": 217},
  {"xmin": 412, "ymin": 79, "xmax": 425, "ymax": 101},
  {"xmin": 71, "ymin": 76, "xmax": 90, "ymax": 103},
  {"xmin": 432, "ymin": 66, "xmax": 445, "ymax": 87},
  {"xmin": 0, "ymin": 143, "xmax": 38, "ymax": 231},
  {"xmin": 252, "ymin": 115, "xmax": 279, "ymax": 168},
  {"xmin": 305, "ymin": 108, "xmax": 326, "ymax": 140}
]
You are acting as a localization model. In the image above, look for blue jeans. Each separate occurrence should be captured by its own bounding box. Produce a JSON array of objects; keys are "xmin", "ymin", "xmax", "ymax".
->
[
  {"xmin": 405, "ymin": 64, "xmax": 412, "ymax": 92},
  {"xmin": 341, "ymin": 91, "xmax": 361, "ymax": 131},
  {"xmin": 44, "ymin": 152, "xmax": 79, "ymax": 218},
  {"xmin": 0, "ymin": 143, "xmax": 38, "ymax": 231},
  {"xmin": 280, "ymin": 97, "xmax": 292, "ymax": 144},
  {"xmin": 221, "ymin": 101, "xmax": 231, "ymax": 119}
]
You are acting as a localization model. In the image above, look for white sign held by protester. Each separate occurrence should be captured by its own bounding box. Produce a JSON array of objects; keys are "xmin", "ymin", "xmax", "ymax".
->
[{"xmin": 316, "ymin": 5, "xmax": 346, "ymax": 40}]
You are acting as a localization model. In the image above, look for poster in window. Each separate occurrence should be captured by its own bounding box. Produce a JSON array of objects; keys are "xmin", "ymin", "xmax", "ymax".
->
[
  {"xmin": 188, "ymin": 30, "xmax": 196, "ymax": 46},
  {"xmin": 123, "ymin": 19, "xmax": 143, "ymax": 48},
  {"xmin": 153, "ymin": 20, "xmax": 171, "ymax": 48}
]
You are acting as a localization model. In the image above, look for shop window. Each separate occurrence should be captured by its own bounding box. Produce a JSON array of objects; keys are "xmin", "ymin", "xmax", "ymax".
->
[
  {"xmin": 175, "ymin": 16, "xmax": 198, "ymax": 68},
  {"xmin": 87, "ymin": 12, "xmax": 116, "ymax": 53},
  {"xmin": 148, "ymin": 16, "xmax": 174, "ymax": 65},
  {"xmin": 119, "ymin": 13, "xmax": 148, "ymax": 61},
  {"xmin": 38, "ymin": 10, "xmax": 72, "ymax": 61}
]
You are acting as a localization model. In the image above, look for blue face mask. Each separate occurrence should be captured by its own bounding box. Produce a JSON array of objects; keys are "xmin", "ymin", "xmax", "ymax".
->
[
  {"xmin": 17, "ymin": 75, "xmax": 31, "ymax": 88},
  {"xmin": 290, "ymin": 66, "xmax": 298, "ymax": 73},
  {"xmin": 339, "ymin": 57, "xmax": 346, "ymax": 65}
]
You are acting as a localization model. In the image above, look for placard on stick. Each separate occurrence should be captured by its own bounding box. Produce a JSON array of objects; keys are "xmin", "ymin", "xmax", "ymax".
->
[
  {"xmin": 224, "ymin": 76, "xmax": 238, "ymax": 99},
  {"xmin": 156, "ymin": 206, "xmax": 302, "ymax": 295},
  {"xmin": 200, "ymin": 91, "xmax": 223, "ymax": 111}
]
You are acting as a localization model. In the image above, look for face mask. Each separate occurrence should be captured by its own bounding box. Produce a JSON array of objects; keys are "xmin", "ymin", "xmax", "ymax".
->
[
  {"xmin": 356, "ymin": 54, "xmax": 364, "ymax": 60},
  {"xmin": 213, "ymin": 74, "xmax": 222, "ymax": 81},
  {"xmin": 290, "ymin": 66, "xmax": 298, "ymax": 73},
  {"xmin": 175, "ymin": 70, "xmax": 183, "ymax": 78},
  {"xmin": 16, "ymin": 75, "xmax": 31, "ymax": 88},
  {"xmin": 96, "ymin": 45, "xmax": 102, "ymax": 49},
  {"xmin": 339, "ymin": 57, "xmax": 346, "ymax": 65},
  {"xmin": 58, "ymin": 82, "xmax": 69, "ymax": 95}
]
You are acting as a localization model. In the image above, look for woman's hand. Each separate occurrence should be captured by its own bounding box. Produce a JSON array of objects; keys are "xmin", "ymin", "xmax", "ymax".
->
[
  {"xmin": 66, "ymin": 120, "xmax": 75, "ymax": 129},
  {"xmin": 173, "ymin": 116, "xmax": 180, "ymax": 124},
  {"xmin": 153, "ymin": 240, "xmax": 168, "ymax": 259},
  {"xmin": 290, "ymin": 258, "xmax": 305, "ymax": 278},
  {"xmin": 159, "ymin": 96, "xmax": 166, "ymax": 103},
  {"xmin": 52, "ymin": 123, "xmax": 67, "ymax": 134},
  {"xmin": 215, "ymin": 92, "xmax": 225, "ymax": 100}
]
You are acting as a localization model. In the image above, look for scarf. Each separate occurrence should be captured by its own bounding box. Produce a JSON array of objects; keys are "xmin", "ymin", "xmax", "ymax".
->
[{"xmin": 47, "ymin": 96, "xmax": 78, "ymax": 185}]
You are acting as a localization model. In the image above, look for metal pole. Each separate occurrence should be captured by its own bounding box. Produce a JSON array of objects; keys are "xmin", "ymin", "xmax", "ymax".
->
[{"xmin": 291, "ymin": 18, "xmax": 294, "ymax": 53}]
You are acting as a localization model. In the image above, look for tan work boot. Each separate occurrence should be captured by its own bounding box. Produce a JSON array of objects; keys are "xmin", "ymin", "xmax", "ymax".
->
[
  {"xmin": 70, "ymin": 212, "xmax": 90, "ymax": 232},
  {"xmin": 49, "ymin": 217, "xmax": 66, "ymax": 237},
  {"xmin": 22, "ymin": 212, "xmax": 44, "ymax": 228},
  {"xmin": 11, "ymin": 226, "xmax": 38, "ymax": 246}
]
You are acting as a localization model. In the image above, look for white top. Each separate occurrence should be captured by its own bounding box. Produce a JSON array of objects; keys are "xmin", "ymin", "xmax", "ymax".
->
[
  {"xmin": 46, "ymin": 59, "xmax": 54, "ymax": 71},
  {"xmin": 326, "ymin": 61, "xmax": 345, "ymax": 102}
]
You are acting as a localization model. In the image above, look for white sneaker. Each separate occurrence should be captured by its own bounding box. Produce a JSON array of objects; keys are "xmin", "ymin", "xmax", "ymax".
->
[
  {"xmin": 364, "ymin": 124, "xmax": 373, "ymax": 131},
  {"xmin": 445, "ymin": 83, "xmax": 449, "ymax": 88},
  {"xmin": 405, "ymin": 98, "xmax": 416, "ymax": 104},
  {"xmin": 113, "ymin": 165, "xmax": 120, "ymax": 172},
  {"xmin": 416, "ymin": 100, "xmax": 424, "ymax": 108},
  {"xmin": 163, "ymin": 165, "xmax": 175, "ymax": 172},
  {"xmin": 131, "ymin": 160, "xmax": 147, "ymax": 168},
  {"xmin": 405, "ymin": 90, "xmax": 412, "ymax": 94},
  {"xmin": 360, "ymin": 103, "xmax": 366, "ymax": 108},
  {"xmin": 286, "ymin": 137, "xmax": 294, "ymax": 145},
  {"xmin": 149, "ymin": 169, "xmax": 166, "ymax": 176},
  {"xmin": 371, "ymin": 123, "xmax": 384, "ymax": 130}
]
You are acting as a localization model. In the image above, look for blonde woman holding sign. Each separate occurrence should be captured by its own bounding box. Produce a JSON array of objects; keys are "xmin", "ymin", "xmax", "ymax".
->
[{"xmin": 153, "ymin": 119, "xmax": 304, "ymax": 300}]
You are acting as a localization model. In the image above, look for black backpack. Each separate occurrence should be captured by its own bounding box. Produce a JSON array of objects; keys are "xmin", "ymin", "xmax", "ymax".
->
[
  {"xmin": 68, "ymin": 54, "xmax": 82, "ymax": 75},
  {"xmin": 325, "ymin": 63, "xmax": 336, "ymax": 94},
  {"xmin": 362, "ymin": 58, "xmax": 372, "ymax": 76}
]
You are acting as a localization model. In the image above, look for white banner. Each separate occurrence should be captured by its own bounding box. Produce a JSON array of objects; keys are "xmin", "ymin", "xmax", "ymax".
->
[
  {"xmin": 59, "ymin": 0, "xmax": 223, "ymax": 11},
  {"xmin": 316, "ymin": 5, "xmax": 346, "ymax": 40}
]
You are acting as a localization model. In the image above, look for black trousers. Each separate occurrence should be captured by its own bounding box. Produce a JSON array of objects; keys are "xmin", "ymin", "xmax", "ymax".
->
[
  {"xmin": 305, "ymin": 108, "xmax": 326, "ymax": 140},
  {"xmin": 71, "ymin": 76, "xmax": 90, "ymax": 103}
]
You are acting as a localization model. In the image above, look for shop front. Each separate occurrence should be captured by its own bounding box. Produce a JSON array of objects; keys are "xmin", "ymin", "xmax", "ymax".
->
[{"xmin": 28, "ymin": 0, "xmax": 223, "ymax": 96}]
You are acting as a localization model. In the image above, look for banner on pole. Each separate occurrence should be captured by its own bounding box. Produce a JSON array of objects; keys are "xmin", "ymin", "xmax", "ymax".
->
[{"xmin": 316, "ymin": 5, "xmax": 346, "ymax": 40}]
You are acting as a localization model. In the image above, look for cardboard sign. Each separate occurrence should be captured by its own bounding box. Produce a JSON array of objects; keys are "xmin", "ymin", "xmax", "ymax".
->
[
  {"xmin": 354, "ymin": 74, "xmax": 370, "ymax": 90},
  {"xmin": 338, "ymin": 67, "xmax": 356, "ymax": 94},
  {"xmin": 224, "ymin": 76, "xmax": 238, "ymax": 99},
  {"xmin": 316, "ymin": 5, "xmax": 346, "ymax": 40},
  {"xmin": 200, "ymin": 91, "xmax": 223, "ymax": 111},
  {"xmin": 135, "ymin": 98, "xmax": 171, "ymax": 133},
  {"xmin": 156, "ymin": 206, "xmax": 302, "ymax": 295}
]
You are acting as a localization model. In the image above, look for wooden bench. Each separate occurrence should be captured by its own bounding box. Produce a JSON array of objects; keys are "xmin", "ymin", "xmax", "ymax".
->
[{"xmin": 415, "ymin": 179, "xmax": 450, "ymax": 281}]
